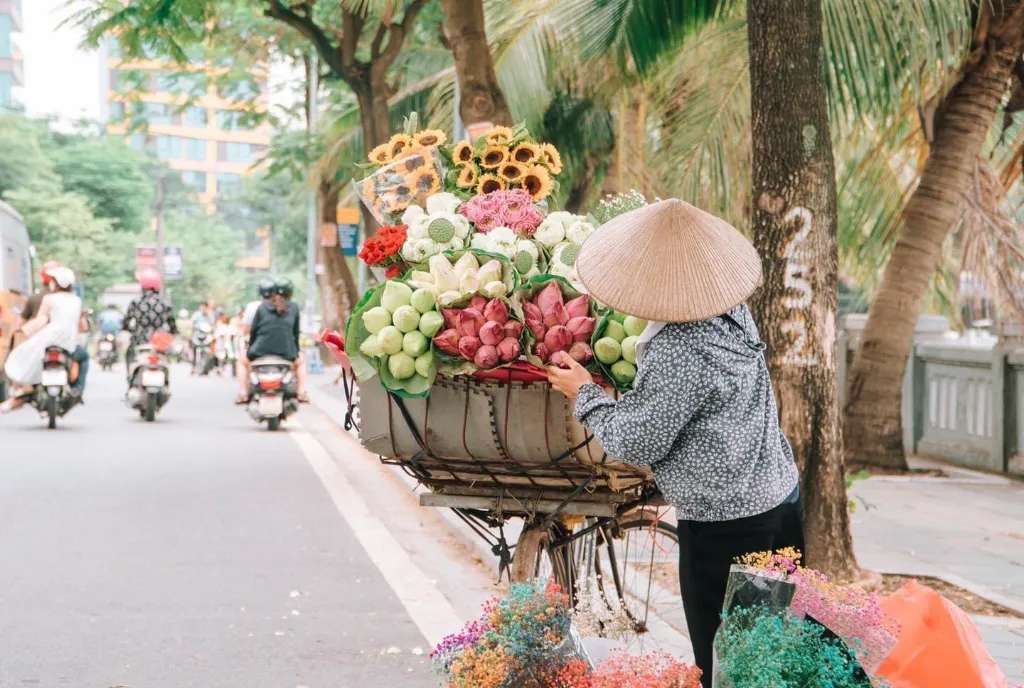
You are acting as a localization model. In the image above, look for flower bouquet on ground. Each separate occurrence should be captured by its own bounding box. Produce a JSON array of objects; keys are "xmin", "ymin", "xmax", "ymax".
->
[
  {"xmin": 591, "ymin": 311, "xmax": 648, "ymax": 392},
  {"xmin": 431, "ymin": 579, "xmax": 587, "ymax": 688},
  {"xmin": 712, "ymin": 549, "xmax": 897, "ymax": 688},
  {"xmin": 343, "ymin": 279, "xmax": 441, "ymax": 397}
]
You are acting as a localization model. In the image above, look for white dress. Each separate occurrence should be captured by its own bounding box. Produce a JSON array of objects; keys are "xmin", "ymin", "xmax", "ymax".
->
[{"xmin": 3, "ymin": 292, "xmax": 82, "ymax": 386}]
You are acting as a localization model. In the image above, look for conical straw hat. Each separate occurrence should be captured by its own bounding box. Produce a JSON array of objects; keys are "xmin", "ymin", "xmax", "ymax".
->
[{"xmin": 577, "ymin": 198, "xmax": 762, "ymax": 322}]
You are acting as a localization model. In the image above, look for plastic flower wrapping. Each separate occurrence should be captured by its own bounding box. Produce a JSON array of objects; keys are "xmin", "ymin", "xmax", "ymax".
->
[
  {"xmin": 355, "ymin": 140, "xmax": 446, "ymax": 224},
  {"xmin": 712, "ymin": 549, "xmax": 899, "ymax": 687}
]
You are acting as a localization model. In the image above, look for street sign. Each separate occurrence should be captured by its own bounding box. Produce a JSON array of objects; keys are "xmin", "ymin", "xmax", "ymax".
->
[
  {"xmin": 163, "ymin": 246, "xmax": 183, "ymax": 280},
  {"xmin": 320, "ymin": 222, "xmax": 338, "ymax": 248},
  {"xmin": 339, "ymin": 224, "xmax": 359, "ymax": 256},
  {"xmin": 135, "ymin": 245, "xmax": 184, "ymax": 280},
  {"xmin": 336, "ymin": 206, "xmax": 360, "ymax": 257}
]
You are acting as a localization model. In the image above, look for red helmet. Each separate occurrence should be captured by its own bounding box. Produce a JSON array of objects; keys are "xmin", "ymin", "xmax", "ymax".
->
[
  {"xmin": 138, "ymin": 268, "xmax": 163, "ymax": 291},
  {"xmin": 39, "ymin": 260, "xmax": 63, "ymax": 286}
]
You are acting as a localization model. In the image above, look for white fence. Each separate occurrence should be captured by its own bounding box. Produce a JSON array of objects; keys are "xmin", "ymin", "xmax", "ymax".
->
[{"xmin": 839, "ymin": 315, "xmax": 1022, "ymax": 475}]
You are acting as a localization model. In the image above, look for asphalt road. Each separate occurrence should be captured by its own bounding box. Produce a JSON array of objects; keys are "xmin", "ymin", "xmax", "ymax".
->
[{"xmin": 0, "ymin": 362, "xmax": 437, "ymax": 687}]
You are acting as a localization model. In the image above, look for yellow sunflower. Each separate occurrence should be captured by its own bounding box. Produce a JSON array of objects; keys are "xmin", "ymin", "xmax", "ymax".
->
[
  {"xmin": 499, "ymin": 162, "xmax": 527, "ymax": 184},
  {"xmin": 539, "ymin": 143, "xmax": 563, "ymax": 175},
  {"xmin": 485, "ymin": 126, "xmax": 514, "ymax": 145},
  {"xmin": 481, "ymin": 144, "xmax": 509, "ymax": 169},
  {"xmin": 511, "ymin": 142, "xmax": 540, "ymax": 164},
  {"xmin": 457, "ymin": 164, "xmax": 480, "ymax": 189},
  {"xmin": 395, "ymin": 150, "xmax": 428, "ymax": 175},
  {"xmin": 477, "ymin": 174, "xmax": 506, "ymax": 195},
  {"xmin": 368, "ymin": 142, "xmax": 392, "ymax": 165},
  {"xmin": 414, "ymin": 129, "xmax": 447, "ymax": 148},
  {"xmin": 411, "ymin": 168, "xmax": 441, "ymax": 196},
  {"xmin": 452, "ymin": 141, "xmax": 474, "ymax": 165},
  {"xmin": 387, "ymin": 133, "xmax": 415, "ymax": 159},
  {"xmin": 522, "ymin": 165, "xmax": 553, "ymax": 201}
]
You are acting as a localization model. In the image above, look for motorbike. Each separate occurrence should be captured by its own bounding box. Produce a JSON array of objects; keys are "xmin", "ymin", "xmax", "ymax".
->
[
  {"xmin": 126, "ymin": 344, "xmax": 170, "ymax": 422},
  {"xmin": 191, "ymin": 322, "xmax": 214, "ymax": 376},
  {"xmin": 247, "ymin": 356, "xmax": 298, "ymax": 431},
  {"xmin": 33, "ymin": 346, "xmax": 80, "ymax": 429},
  {"xmin": 97, "ymin": 333, "xmax": 118, "ymax": 370}
]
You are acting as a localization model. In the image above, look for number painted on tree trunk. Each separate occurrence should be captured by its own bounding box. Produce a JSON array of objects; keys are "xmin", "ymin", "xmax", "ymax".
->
[{"xmin": 779, "ymin": 206, "xmax": 818, "ymax": 367}]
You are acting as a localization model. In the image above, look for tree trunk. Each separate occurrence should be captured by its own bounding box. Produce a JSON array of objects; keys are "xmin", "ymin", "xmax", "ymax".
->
[
  {"xmin": 317, "ymin": 182, "xmax": 360, "ymax": 331},
  {"xmin": 747, "ymin": 0, "xmax": 856, "ymax": 580},
  {"xmin": 441, "ymin": 0, "xmax": 513, "ymax": 127},
  {"xmin": 844, "ymin": 2, "xmax": 1024, "ymax": 469}
]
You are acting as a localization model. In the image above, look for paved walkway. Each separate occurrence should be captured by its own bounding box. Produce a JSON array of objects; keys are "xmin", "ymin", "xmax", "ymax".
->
[{"xmin": 850, "ymin": 457, "xmax": 1024, "ymax": 682}]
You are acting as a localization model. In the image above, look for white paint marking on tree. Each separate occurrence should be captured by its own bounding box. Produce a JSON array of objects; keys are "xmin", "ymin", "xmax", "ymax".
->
[
  {"xmin": 288, "ymin": 425, "xmax": 462, "ymax": 645},
  {"xmin": 779, "ymin": 205, "xmax": 818, "ymax": 367}
]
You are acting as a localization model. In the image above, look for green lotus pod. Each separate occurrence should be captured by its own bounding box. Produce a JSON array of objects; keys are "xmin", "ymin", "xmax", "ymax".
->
[
  {"xmin": 427, "ymin": 218, "xmax": 456, "ymax": 243},
  {"xmin": 559, "ymin": 243, "xmax": 580, "ymax": 267},
  {"xmin": 514, "ymin": 250, "xmax": 536, "ymax": 274}
]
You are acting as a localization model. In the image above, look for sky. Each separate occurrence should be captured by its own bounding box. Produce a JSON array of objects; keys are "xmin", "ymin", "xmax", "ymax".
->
[{"xmin": 20, "ymin": 0, "xmax": 105, "ymax": 126}]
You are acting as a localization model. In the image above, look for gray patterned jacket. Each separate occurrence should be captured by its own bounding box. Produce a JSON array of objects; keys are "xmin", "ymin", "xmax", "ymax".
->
[{"xmin": 575, "ymin": 305, "xmax": 799, "ymax": 522}]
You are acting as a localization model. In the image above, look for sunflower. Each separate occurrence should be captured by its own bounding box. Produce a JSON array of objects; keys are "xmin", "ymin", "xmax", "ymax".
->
[
  {"xmin": 539, "ymin": 143, "xmax": 563, "ymax": 175},
  {"xmin": 499, "ymin": 162, "xmax": 527, "ymax": 183},
  {"xmin": 387, "ymin": 133, "xmax": 415, "ymax": 159},
  {"xmin": 412, "ymin": 168, "xmax": 441, "ymax": 196},
  {"xmin": 485, "ymin": 126, "xmax": 514, "ymax": 145},
  {"xmin": 452, "ymin": 141, "xmax": 474, "ymax": 165},
  {"xmin": 481, "ymin": 144, "xmax": 509, "ymax": 169},
  {"xmin": 457, "ymin": 164, "xmax": 480, "ymax": 189},
  {"xmin": 477, "ymin": 174, "xmax": 506, "ymax": 195},
  {"xmin": 414, "ymin": 129, "xmax": 447, "ymax": 148},
  {"xmin": 396, "ymin": 151, "xmax": 428, "ymax": 175},
  {"xmin": 511, "ymin": 142, "xmax": 540, "ymax": 164},
  {"xmin": 522, "ymin": 165, "xmax": 553, "ymax": 201},
  {"xmin": 368, "ymin": 142, "xmax": 392, "ymax": 165}
]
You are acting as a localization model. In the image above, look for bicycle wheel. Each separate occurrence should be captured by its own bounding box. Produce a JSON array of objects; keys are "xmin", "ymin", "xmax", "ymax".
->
[{"xmin": 593, "ymin": 516, "xmax": 683, "ymax": 637}]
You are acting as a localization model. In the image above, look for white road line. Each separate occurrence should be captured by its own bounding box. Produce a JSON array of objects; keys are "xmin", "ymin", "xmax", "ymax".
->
[{"xmin": 288, "ymin": 424, "xmax": 462, "ymax": 645}]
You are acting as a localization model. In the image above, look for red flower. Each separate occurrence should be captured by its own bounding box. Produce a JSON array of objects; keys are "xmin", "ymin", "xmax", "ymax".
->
[
  {"xmin": 359, "ymin": 224, "xmax": 408, "ymax": 266},
  {"xmin": 385, "ymin": 264, "xmax": 403, "ymax": 278}
]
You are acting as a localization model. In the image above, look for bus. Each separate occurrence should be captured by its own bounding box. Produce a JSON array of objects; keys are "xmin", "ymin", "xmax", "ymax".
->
[{"xmin": 0, "ymin": 200, "xmax": 32, "ymax": 400}]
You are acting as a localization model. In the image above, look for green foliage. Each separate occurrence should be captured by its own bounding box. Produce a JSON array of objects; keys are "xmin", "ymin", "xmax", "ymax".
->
[
  {"xmin": 51, "ymin": 138, "xmax": 154, "ymax": 234},
  {"xmin": 162, "ymin": 208, "xmax": 247, "ymax": 310},
  {"xmin": 0, "ymin": 116, "xmax": 60, "ymax": 197}
]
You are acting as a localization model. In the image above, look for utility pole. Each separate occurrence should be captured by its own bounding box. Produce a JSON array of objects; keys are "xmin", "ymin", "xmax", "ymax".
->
[
  {"xmin": 154, "ymin": 175, "xmax": 167, "ymax": 298},
  {"xmin": 305, "ymin": 53, "xmax": 319, "ymax": 329}
]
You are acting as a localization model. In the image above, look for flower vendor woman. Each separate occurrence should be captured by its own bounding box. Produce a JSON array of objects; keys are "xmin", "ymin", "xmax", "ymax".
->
[{"xmin": 547, "ymin": 198, "xmax": 803, "ymax": 687}]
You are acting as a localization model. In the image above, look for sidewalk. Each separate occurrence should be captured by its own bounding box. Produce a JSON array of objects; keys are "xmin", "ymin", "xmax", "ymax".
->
[{"xmin": 850, "ymin": 457, "xmax": 1024, "ymax": 682}]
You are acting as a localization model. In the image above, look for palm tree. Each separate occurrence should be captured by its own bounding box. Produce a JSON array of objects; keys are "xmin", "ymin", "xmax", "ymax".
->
[{"xmin": 844, "ymin": 1, "xmax": 1024, "ymax": 469}]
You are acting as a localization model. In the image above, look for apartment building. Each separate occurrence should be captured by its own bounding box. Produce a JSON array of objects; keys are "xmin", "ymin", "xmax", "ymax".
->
[
  {"xmin": 104, "ymin": 43, "xmax": 271, "ymax": 204},
  {"xmin": 0, "ymin": 0, "xmax": 23, "ymax": 111}
]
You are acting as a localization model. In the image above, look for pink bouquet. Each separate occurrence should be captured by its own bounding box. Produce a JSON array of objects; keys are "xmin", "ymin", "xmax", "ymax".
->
[
  {"xmin": 459, "ymin": 189, "xmax": 545, "ymax": 236},
  {"xmin": 523, "ymin": 281, "xmax": 595, "ymax": 366},
  {"xmin": 433, "ymin": 295, "xmax": 525, "ymax": 370}
]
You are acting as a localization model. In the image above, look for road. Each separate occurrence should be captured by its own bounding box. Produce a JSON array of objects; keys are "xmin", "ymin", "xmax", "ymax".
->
[{"xmin": 0, "ymin": 362, "xmax": 462, "ymax": 688}]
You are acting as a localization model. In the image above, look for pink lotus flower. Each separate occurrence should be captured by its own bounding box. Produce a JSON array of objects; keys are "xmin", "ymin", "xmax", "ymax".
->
[
  {"xmin": 458, "ymin": 335, "xmax": 481, "ymax": 359},
  {"xmin": 479, "ymin": 321, "xmax": 504, "ymax": 346},
  {"xmin": 503, "ymin": 320, "xmax": 524, "ymax": 340},
  {"xmin": 483, "ymin": 299, "xmax": 509, "ymax": 325},
  {"xmin": 544, "ymin": 325, "xmax": 572, "ymax": 353},
  {"xmin": 565, "ymin": 295, "xmax": 590, "ymax": 319},
  {"xmin": 497, "ymin": 337, "xmax": 521, "ymax": 362},
  {"xmin": 474, "ymin": 345, "xmax": 499, "ymax": 368},
  {"xmin": 434, "ymin": 329, "xmax": 460, "ymax": 355},
  {"xmin": 458, "ymin": 308, "xmax": 484, "ymax": 337}
]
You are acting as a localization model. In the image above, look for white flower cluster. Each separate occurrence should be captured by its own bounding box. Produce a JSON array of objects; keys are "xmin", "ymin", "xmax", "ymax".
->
[
  {"xmin": 470, "ymin": 228, "xmax": 542, "ymax": 278},
  {"xmin": 400, "ymin": 192, "xmax": 471, "ymax": 263},
  {"xmin": 533, "ymin": 211, "xmax": 596, "ymax": 250}
]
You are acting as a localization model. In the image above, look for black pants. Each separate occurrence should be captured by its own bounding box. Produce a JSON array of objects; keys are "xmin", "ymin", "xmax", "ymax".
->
[{"xmin": 677, "ymin": 498, "xmax": 805, "ymax": 688}]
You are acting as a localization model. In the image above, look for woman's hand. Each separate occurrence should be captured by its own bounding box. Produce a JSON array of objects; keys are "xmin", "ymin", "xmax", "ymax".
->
[{"xmin": 546, "ymin": 357, "xmax": 594, "ymax": 400}]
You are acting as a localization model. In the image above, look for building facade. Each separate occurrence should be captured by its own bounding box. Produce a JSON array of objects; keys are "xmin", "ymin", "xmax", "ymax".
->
[
  {"xmin": 104, "ymin": 44, "xmax": 271, "ymax": 204},
  {"xmin": 0, "ymin": 0, "xmax": 23, "ymax": 111}
]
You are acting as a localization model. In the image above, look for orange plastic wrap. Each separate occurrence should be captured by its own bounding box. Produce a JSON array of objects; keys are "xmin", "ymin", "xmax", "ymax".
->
[{"xmin": 876, "ymin": 580, "xmax": 1008, "ymax": 688}]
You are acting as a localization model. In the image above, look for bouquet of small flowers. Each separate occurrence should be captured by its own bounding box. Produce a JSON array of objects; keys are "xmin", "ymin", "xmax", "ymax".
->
[
  {"xmin": 447, "ymin": 125, "xmax": 562, "ymax": 202},
  {"xmin": 357, "ymin": 224, "xmax": 408, "ymax": 278},
  {"xmin": 459, "ymin": 188, "xmax": 545, "ymax": 235},
  {"xmin": 432, "ymin": 579, "xmax": 585, "ymax": 687},
  {"xmin": 398, "ymin": 192, "xmax": 472, "ymax": 263}
]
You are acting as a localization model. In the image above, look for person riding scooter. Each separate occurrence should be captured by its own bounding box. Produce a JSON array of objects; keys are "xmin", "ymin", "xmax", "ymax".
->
[
  {"xmin": 236, "ymin": 277, "xmax": 308, "ymax": 404},
  {"xmin": 124, "ymin": 269, "xmax": 176, "ymax": 368}
]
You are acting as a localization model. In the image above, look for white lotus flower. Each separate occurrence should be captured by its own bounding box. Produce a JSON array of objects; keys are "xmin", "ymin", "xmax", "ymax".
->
[
  {"xmin": 402, "ymin": 237, "xmax": 440, "ymax": 263},
  {"xmin": 511, "ymin": 239, "xmax": 541, "ymax": 278},
  {"xmin": 486, "ymin": 226, "xmax": 518, "ymax": 258},
  {"xmin": 534, "ymin": 215, "xmax": 567, "ymax": 248},
  {"xmin": 425, "ymin": 192, "xmax": 462, "ymax": 216},
  {"xmin": 549, "ymin": 241, "xmax": 581, "ymax": 284},
  {"xmin": 470, "ymin": 233, "xmax": 493, "ymax": 252},
  {"xmin": 566, "ymin": 220, "xmax": 596, "ymax": 246}
]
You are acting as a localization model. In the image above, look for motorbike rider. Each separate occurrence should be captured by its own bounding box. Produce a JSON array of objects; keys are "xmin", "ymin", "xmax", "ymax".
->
[
  {"xmin": 236, "ymin": 278, "xmax": 274, "ymax": 382},
  {"xmin": 236, "ymin": 277, "xmax": 308, "ymax": 404},
  {"xmin": 0, "ymin": 267, "xmax": 82, "ymax": 413},
  {"xmin": 97, "ymin": 304, "xmax": 124, "ymax": 337},
  {"xmin": 124, "ymin": 269, "xmax": 176, "ymax": 367}
]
